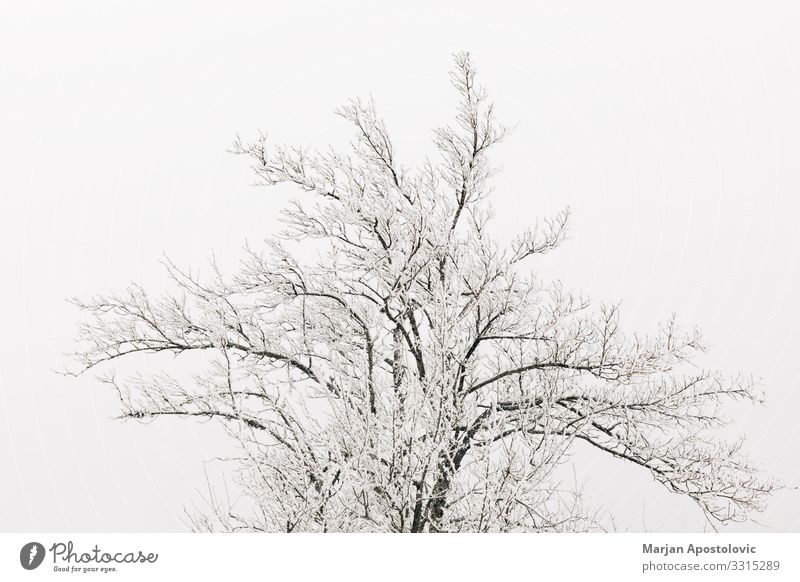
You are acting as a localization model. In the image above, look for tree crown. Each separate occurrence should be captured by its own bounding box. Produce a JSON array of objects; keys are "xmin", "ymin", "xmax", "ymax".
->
[{"xmin": 71, "ymin": 52, "xmax": 774, "ymax": 532}]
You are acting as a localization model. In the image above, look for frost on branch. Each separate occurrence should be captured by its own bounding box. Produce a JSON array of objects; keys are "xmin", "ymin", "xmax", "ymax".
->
[{"xmin": 69, "ymin": 52, "xmax": 774, "ymax": 532}]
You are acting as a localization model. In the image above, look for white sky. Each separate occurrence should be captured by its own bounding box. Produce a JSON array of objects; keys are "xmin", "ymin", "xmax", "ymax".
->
[{"xmin": 1, "ymin": 0, "xmax": 799, "ymax": 531}]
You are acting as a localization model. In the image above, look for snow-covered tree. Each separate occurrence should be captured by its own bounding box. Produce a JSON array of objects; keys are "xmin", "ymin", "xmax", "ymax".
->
[{"xmin": 70, "ymin": 53, "xmax": 774, "ymax": 532}]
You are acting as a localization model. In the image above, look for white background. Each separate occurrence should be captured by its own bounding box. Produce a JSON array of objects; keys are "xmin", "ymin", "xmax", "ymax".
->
[{"xmin": 1, "ymin": 1, "xmax": 799, "ymax": 532}]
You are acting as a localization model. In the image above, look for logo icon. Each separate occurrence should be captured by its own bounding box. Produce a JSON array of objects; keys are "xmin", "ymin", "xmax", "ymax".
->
[{"xmin": 20, "ymin": 542, "xmax": 46, "ymax": 570}]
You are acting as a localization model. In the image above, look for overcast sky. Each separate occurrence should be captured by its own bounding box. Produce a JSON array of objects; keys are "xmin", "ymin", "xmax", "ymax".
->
[{"xmin": 1, "ymin": 0, "xmax": 799, "ymax": 532}]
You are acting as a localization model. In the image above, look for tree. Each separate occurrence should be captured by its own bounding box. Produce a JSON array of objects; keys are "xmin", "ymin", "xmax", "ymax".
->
[{"xmin": 70, "ymin": 53, "xmax": 774, "ymax": 532}]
